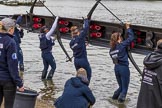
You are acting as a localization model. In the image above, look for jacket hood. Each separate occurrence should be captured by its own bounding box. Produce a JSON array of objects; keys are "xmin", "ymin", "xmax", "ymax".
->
[
  {"xmin": 144, "ymin": 49, "xmax": 162, "ymax": 70},
  {"xmin": 71, "ymin": 77, "xmax": 88, "ymax": 87}
]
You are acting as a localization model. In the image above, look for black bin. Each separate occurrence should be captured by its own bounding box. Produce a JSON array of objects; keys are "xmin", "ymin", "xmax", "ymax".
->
[{"xmin": 13, "ymin": 89, "xmax": 39, "ymax": 108}]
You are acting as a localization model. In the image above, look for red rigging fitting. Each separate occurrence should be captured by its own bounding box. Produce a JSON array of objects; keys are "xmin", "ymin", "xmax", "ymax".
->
[
  {"xmin": 33, "ymin": 17, "xmax": 42, "ymax": 22},
  {"xmin": 59, "ymin": 20, "xmax": 69, "ymax": 26},
  {"xmin": 90, "ymin": 24, "xmax": 101, "ymax": 31},
  {"xmin": 137, "ymin": 38, "xmax": 142, "ymax": 43},
  {"xmin": 90, "ymin": 32, "xmax": 102, "ymax": 38},
  {"xmin": 32, "ymin": 23, "xmax": 42, "ymax": 29},
  {"xmin": 131, "ymin": 42, "xmax": 135, "ymax": 48},
  {"xmin": 136, "ymin": 31, "xmax": 141, "ymax": 35},
  {"xmin": 59, "ymin": 27, "xmax": 69, "ymax": 33}
]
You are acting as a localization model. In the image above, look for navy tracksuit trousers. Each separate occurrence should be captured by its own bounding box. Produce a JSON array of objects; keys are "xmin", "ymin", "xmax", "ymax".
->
[
  {"xmin": 41, "ymin": 52, "xmax": 56, "ymax": 79},
  {"xmin": 74, "ymin": 57, "xmax": 92, "ymax": 81},
  {"xmin": 16, "ymin": 45, "xmax": 24, "ymax": 71},
  {"xmin": 113, "ymin": 65, "xmax": 130, "ymax": 100}
]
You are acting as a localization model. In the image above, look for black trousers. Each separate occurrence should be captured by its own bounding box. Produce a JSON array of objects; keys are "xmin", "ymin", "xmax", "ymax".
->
[{"xmin": 0, "ymin": 81, "xmax": 16, "ymax": 108}]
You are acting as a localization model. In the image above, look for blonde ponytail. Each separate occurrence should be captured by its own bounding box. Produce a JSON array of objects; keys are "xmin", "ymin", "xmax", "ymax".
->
[
  {"xmin": 0, "ymin": 21, "xmax": 3, "ymax": 30},
  {"xmin": 0, "ymin": 21, "xmax": 6, "ymax": 33}
]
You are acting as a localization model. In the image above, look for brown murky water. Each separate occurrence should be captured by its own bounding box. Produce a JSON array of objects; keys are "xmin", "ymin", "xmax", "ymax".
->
[{"xmin": 0, "ymin": 1, "xmax": 162, "ymax": 108}]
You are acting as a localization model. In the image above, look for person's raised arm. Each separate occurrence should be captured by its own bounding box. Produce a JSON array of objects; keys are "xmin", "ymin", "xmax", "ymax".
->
[
  {"xmin": 79, "ymin": 18, "xmax": 90, "ymax": 38},
  {"xmin": 16, "ymin": 15, "xmax": 23, "ymax": 25},
  {"xmin": 46, "ymin": 16, "xmax": 59, "ymax": 40},
  {"xmin": 121, "ymin": 22, "xmax": 134, "ymax": 47}
]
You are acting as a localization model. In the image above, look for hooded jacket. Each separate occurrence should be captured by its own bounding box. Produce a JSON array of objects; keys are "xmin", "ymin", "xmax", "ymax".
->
[
  {"xmin": 137, "ymin": 49, "xmax": 162, "ymax": 108},
  {"xmin": 54, "ymin": 77, "xmax": 95, "ymax": 108}
]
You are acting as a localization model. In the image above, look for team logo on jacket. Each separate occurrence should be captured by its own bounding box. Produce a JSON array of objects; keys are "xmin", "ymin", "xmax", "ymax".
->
[
  {"xmin": 142, "ymin": 68, "xmax": 157, "ymax": 86},
  {"xmin": 0, "ymin": 43, "xmax": 3, "ymax": 49},
  {"xmin": 71, "ymin": 43, "xmax": 78, "ymax": 49},
  {"xmin": 12, "ymin": 53, "xmax": 17, "ymax": 60}
]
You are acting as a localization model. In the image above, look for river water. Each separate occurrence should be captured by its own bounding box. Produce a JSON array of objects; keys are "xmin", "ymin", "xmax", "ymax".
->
[{"xmin": 0, "ymin": 1, "xmax": 162, "ymax": 108}]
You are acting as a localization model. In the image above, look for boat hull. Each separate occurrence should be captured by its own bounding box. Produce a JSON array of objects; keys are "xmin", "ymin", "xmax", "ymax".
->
[{"xmin": 2, "ymin": 14, "xmax": 162, "ymax": 54}]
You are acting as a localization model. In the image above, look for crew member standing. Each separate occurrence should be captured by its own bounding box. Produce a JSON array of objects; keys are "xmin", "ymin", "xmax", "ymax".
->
[
  {"xmin": 137, "ymin": 39, "xmax": 162, "ymax": 108},
  {"xmin": 38, "ymin": 16, "xmax": 59, "ymax": 80},
  {"xmin": 109, "ymin": 22, "xmax": 134, "ymax": 103},
  {"xmin": 13, "ymin": 15, "xmax": 24, "ymax": 72},
  {"xmin": 69, "ymin": 18, "xmax": 92, "ymax": 82},
  {"xmin": 0, "ymin": 18, "xmax": 24, "ymax": 108}
]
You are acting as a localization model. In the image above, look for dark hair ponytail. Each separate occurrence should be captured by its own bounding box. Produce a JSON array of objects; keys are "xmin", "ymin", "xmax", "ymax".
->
[{"xmin": 40, "ymin": 26, "xmax": 49, "ymax": 33}]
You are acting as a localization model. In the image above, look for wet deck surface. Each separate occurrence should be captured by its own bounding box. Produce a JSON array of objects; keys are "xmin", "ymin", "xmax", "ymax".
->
[{"xmin": 21, "ymin": 31, "xmax": 145, "ymax": 108}]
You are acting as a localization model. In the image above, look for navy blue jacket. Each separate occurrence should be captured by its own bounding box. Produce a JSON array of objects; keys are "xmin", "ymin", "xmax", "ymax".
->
[
  {"xmin": 16, "ymin": 15, "xmax": 23, "ymax": 25},
  {"xmin": 13, "ymin": 27, "xmax": 24, "ymax": 46},
  {"xmin": 0, "ymin": 33, "xmax": 23, "ymax": 88},
  {"xmin": 14, "ymin": 15, "xmax": 24, "ymax": 46},
  {"xmin": 54, "ymin": 77, "xmax": 95, "ymax": 108},
  {"xmin": 39, "ymin": 33, "xmax": 54, "ymax": 53},
  {"xmin": 109, "ymin": 28, "xmax": 134, "ymax": 66},
  {"xmin": 69, "ymin": 19, "xmax": 89, "ymax": 58}
]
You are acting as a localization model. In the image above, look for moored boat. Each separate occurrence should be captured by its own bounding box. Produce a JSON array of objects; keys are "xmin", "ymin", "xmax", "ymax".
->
[
  {"xmin": 10, "ymin": 14, "xmax": 162, "ymax": 55},
  {"xmin": 1, "ymin": 0, "xmax": 46, "ymax": 6}
]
